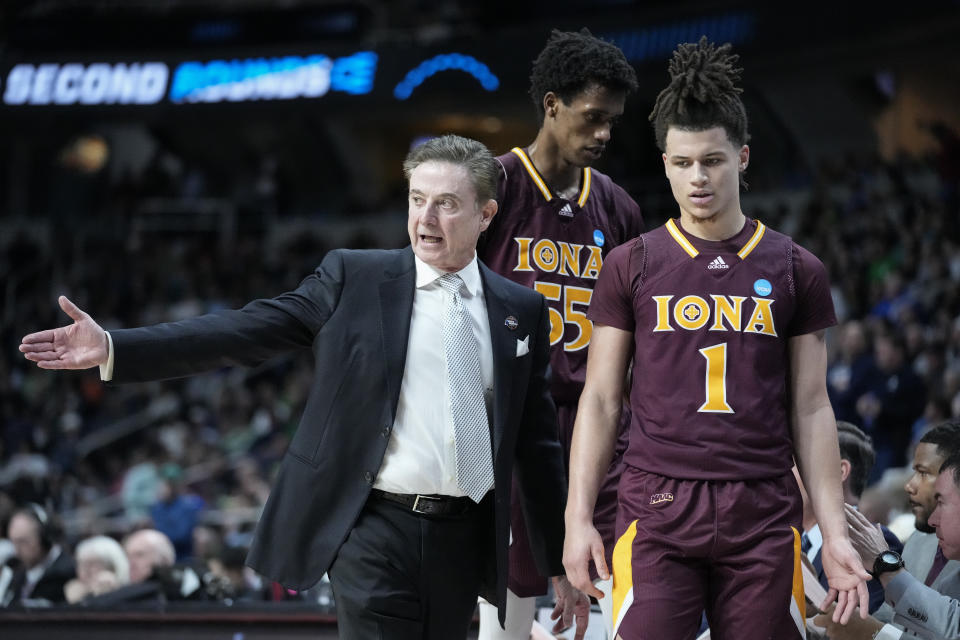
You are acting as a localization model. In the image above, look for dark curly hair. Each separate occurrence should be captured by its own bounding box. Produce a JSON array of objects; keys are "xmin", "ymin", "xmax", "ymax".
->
[
  {"xmin": 529, "ymin": 28, "xmax": 638, "ymax": 124},
  {"xmin": 921, "ymin": 420, "xmax": 960, "ymax": 461},
  {"xmin": 648, "ymin": 36, "xmax": 749, "ymax": 152}
]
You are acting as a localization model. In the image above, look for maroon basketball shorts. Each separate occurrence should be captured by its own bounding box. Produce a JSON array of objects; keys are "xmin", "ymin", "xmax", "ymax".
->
[
  {"xmin": 611, "ymin": 466, "xmax": 806, "ymax": 640},
  {"xmin": 507, "ymin": 402, "xmax": 629, "ymax": 596}
]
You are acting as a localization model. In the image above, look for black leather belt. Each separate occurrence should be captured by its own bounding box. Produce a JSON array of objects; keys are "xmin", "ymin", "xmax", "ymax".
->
[{"xmin": 370, "ymin": 489, "xmax": 479, "ymax": 517}]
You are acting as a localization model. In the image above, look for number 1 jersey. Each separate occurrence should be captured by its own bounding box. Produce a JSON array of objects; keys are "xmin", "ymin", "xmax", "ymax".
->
[{"xmin": 588, "ymin": 217, "xmax": 836, "ymax": 480}]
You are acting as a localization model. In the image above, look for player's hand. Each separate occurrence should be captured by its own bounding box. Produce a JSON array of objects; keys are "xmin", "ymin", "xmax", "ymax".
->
[
  {"xmin": 820, "ymin": 535, "xmax": 872, "ymax": 624},
  {"xmin": 550, "ymin": 575, "xmax": 591, "ymax": 640},
  {"xmin": 844, "ymin": 503, "xmax": 889, "ymax": 569},
  {"xmin": 562, "ymin": 520, "xmax": 607, "ymax": 598},
  {"xmin": 812, "ymin": 604, "xmax": 883, "ymax": 639},
  {"xmin": 20, "ymin": 296, "xmax": 109, "ymax": 370}
]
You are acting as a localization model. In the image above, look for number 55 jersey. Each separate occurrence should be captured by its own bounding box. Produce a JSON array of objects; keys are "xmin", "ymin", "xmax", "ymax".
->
[
  {"xmin": 478, "ymin": 147, "xmax": 646, "ymax": 406},
  {"xmin": 588, "ymin": 217, "xmax": 836, "ymax": 479}
]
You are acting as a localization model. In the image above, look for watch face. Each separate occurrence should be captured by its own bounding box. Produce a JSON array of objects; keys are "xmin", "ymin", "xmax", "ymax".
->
[{"xmin": 881, "ymin": 551, "xmax": 900, "ymax": 564}]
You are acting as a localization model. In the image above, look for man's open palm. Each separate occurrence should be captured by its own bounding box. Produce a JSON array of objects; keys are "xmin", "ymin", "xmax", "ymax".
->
[{"xmin": 20, "ymin": 296, "xmax": 108, "ymax": 370}]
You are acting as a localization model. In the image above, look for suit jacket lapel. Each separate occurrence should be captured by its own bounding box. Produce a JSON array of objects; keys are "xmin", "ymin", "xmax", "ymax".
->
[
  {"xmin": 479, "ymin": 263, "xmax": 514, "ymax": 458},
  {"xmin": 379, "ymin": 248, "xmax": 416, "ymax": 421}
]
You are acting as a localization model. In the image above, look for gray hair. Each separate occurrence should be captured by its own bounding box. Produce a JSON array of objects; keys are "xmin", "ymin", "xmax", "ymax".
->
[
  {"xmin": 76, "ymin": 535, "xmax": 130, "ymax": 585},
  {"xmin": 402, "ymin": 134, "xmax": 498, "ymax": 203}
]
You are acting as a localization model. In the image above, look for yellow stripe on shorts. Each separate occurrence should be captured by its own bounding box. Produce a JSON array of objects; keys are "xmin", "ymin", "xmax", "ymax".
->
[
  {"xmin": 611, "ymin": 519, "xmax": 638, "ymax": 639},
  {"xmin": 791, "ymin": 526, "xmax": 807, "ymax": 637}
]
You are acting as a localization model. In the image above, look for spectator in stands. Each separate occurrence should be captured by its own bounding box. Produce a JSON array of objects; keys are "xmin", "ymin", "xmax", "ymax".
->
[
  {"xmin": 124, "ymin": 528, "xmax": 175, "ymax": 584},
  {"xmin": 828, "ymin": 321, "xmax": 875, "ymax": 424},
  {"xmin": 191, "ymin": 524, "xmax": 223, "ymax": 567},
  {"xmin": 869, "ymin": 270, "xmax": 917, "ymax": 326},
  {"xmin": 858, "ymin": 332, "xmax": 926, "ymax": 480},
  {"xmin": 208, "ymin": 545, "xmax": 265, "ymax": 601},
  {"xmin": 64, "ymin": 535, "xmax": 130, "ymax": 603},
  {"xmin": 912, "ymin": 396, "xmax": 953, "ymax": 450},
  {"xmin": 232, "ymin": 456, "xmax": 271, "ymax": 508},
  {"xmin": 0, "ymin": 504, "xmax": 75, "ymax": 606},
  {"xmin": 81, "ymin": 528, "xmax": 213, "ymax": 604},
  {"xmin": 120, "ymin": 443, "xmax": 161, "ymax": 523},
  {"xmin": 149, "ymin": 463, "xmax": 204, "ymax": 561}
]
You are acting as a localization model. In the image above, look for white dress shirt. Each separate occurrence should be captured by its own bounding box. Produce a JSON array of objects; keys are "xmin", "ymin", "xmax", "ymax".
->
[
  {"xmin": 374, "ymin": 254, "xmax": 495, "ymax": 496},
  {"xmin": 100, "ymin": 332, "xmax": 115, "ymax": 381}
]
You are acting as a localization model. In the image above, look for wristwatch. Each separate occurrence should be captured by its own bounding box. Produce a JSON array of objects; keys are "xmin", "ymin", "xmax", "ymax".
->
[{"xmin": 871, "ymin": 549, "xmax": 905, "ymax": 578}]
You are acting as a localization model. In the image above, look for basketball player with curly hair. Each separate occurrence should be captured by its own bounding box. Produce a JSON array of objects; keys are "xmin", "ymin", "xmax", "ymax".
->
[
  {"xmin": 563, "ymin": 37, "xmax": 870, "ymax": 639},
  {"xmin": 477, "ymin": 28, "xmax": 644, "ymax": 640}
]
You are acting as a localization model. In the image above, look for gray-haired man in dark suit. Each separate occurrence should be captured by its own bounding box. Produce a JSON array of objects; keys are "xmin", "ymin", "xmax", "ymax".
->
[{"xmin": 20, "ymin": 134, "xmax": 588, "ymax": 639}]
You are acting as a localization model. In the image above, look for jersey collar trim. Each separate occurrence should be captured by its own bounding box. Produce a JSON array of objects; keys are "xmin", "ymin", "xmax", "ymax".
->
[
  {"xmin": 665, "ymin": 218, "xmax": 767, "ymax": 261},
  {"xmin": 665, "ymin": 218, "xmax": 699, "ymax": 257},
  {"xmin": 736, "ymin": 221, "xmax": 766, "ymax": 259},
  {"xmin": 510, "ymin": 147, "xmax": 591, "ymax": 206},
  {"xmin": 577, "ymin": 166, "xmax": 592, "ymax": 207}
]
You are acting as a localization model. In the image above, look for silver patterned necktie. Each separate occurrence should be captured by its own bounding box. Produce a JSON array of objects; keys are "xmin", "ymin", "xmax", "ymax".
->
[{"xmin": 437, "ymin": 273, "xmax": 495, "ymax": 502}]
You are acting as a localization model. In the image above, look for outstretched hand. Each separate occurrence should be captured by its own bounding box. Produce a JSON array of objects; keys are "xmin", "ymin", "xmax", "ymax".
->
[
  {"xmin": 20, "ymin": 296, "xmax": 108, "ymax": 370},
  {"xmin": 820, "ymin": 535, "xmax": 872, "ymax": 624}
]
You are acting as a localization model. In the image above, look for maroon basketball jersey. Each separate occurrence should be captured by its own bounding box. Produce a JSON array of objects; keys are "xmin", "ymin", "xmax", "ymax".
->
[
  {"xmin": 478, "ymin": 147, "xmax": 645, "ymax": 403},
  {"xmin": 589, "ymin": 217, "xmax": 836, "ymax": 480}
]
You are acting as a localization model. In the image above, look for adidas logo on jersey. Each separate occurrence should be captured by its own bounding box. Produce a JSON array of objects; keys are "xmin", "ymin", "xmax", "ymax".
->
[
  {"xmin": 707, "ymin": 256, "xmax": 729, "ymax": 270},
  {"xmin": 558, "ymin": 203, "xmax": 573, "ymax": 217}
]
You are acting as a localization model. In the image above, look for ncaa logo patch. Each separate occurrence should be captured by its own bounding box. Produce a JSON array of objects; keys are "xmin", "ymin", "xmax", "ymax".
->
[
  {"xmin": 753, "ymin": 279, "xmax": 772, "ymax": 296},
  {"xmin": 593, "ymin": 229, "xmax": 605, "ymax": 247}
]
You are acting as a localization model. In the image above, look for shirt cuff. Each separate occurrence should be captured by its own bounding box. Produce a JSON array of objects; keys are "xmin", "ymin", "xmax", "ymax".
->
[
  {"xmin": 874, "ymin": 624, "xmax": 902, "ymax": 640},
  {"xmin": 99, "ymin": 331, "xmax": 115, "ymax": 381}
]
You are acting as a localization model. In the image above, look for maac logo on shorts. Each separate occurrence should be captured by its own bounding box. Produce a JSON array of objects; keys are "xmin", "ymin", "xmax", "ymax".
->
[{"xmin": 649, "ymin": 492, "xmax": 674, "ymax": 505}]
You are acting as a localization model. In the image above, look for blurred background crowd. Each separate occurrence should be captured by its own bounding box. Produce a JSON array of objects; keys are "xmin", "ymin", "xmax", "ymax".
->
[{"xmin": 0, "ymin": 0, "xmax": 959, "ymax": 615}]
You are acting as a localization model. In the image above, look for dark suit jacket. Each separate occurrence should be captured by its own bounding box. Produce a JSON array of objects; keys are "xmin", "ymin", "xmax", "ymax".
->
[
  {"xmin": 813, "ymin": 525, "xmax": 904, "ymax": 613},
  {"xmin": 110, "ymin": 247, "xmax": 567, "ymax": 618},
  {"xmin": 0, "ymin": 548, "xmax": 75, "ymax": 606}
]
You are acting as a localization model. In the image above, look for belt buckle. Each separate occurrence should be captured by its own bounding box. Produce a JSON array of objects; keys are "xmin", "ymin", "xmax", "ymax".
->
[{"xmin": 412, "ymin": 494, "xmax": 440, "ymax": 514}]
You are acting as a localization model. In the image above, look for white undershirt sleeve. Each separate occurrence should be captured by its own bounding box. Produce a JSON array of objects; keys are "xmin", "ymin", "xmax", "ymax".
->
[{"xmin": 99, "ymin": 331, "xmax": 115, "ymax": 381}]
